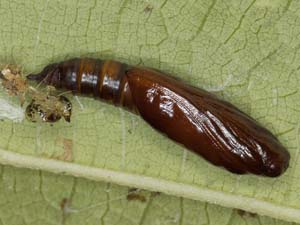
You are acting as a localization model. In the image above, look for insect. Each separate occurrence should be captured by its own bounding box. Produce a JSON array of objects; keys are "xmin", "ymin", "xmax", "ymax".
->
[{"xmin": 27, "ymin": 58, "xmax": 290, "ymax": 177}]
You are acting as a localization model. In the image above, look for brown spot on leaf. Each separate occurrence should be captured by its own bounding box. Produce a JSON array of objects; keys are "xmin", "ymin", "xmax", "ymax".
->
[
  {"xmin": 127, "ymin": 188, "xmax": 147, "ymax": 202},
  {"xmin": 60, "ymin": 198, "xmax": 71, "ymax": 224},
  {"xmin": 60, "ymin": 198, "xmax": 69, "ymax": 210},
  {"xmin": 128, "ymin": 187, "xmax": 138, "ymax": 192},
  {"xmin": 236, "ymin": 209, "xmax": 257, "ymax": 218},
  {"xmin": 62, "ymin": 138, "xmax": 73, "ymax": 161},
  {"xmin": 54, "ymin": 138, "xmax": 73, "ymax": 162},
  {"xmin": 144, "ymin": 4, "xmax": 153, "ymax": 13},
  {"xmin": 127, "ymin": 193, "xmax": 147, "ymax": 202},
  {"xmin": 150, "ymin": 191, "xmax": 161, "ymax": 197}
]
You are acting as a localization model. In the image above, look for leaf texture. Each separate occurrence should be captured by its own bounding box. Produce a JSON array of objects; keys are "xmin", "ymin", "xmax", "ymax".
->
[{"xmin": 0, "ymin": 0, "xmax": 299, "ymax": 223}]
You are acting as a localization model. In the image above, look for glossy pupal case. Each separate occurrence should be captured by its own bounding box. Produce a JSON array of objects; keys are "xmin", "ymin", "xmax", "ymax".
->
[{"xmin": 27, "ymin": 58, "xmax": 290, "ymax": 177}]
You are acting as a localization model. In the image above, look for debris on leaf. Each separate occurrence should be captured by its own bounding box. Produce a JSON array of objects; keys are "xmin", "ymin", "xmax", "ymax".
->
[
  {"xmin": 26, "ymin": 86, "xmax": 72, "ymax": 123},
  {"xmin": 1, "ymin": 65, "xmax": 27, "ymax": 106},
  {"xmin": 236, "ymin": 209, "xmax": 257, "ymax": 218},
  {"xmin": 1, "ymin": 65, "xmax": 72, "ymax": 123},
  {"xmin": 127, "ymin": 188, "xmax": 147, "ymax": 202},
  {"xmin": 144, "ymin": 4, "xmax": 153, "ymax": 14}
]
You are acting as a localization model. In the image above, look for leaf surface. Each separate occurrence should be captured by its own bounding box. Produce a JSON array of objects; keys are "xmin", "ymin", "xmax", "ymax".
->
[
  {"xmin": 0, "ymin": 0, "xmax": 299, "ymax": 223},
  {"xmin": 0, "ymin": 165, "xmax": 296, "ymax": 225}
]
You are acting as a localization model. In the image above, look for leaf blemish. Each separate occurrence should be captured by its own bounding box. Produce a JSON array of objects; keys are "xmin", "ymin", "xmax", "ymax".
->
[
  {"xmin": 143, "ymin": 4, "xmax": 153, "ymax": 14},
  {"xmin": 60, "ymin": 197, "xmax": 72, "ymax": 223},
  {"xmin": 61, "ymin": 138, "xmax": 73, "ymax": 161},
  {"xmin": 236, "ymin": 209, "xmax": 258, "ymax": 218},
  {"xmin": 54, "ymin": 138, "xmax": 73, "ymax": 162},
  {"xmin": 127, "ymin": 188, "xmax": 147, "ymax": 202}
]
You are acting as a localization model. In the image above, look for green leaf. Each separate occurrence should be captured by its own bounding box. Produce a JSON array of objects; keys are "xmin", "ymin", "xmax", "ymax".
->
[
  {"xmin": 0, "ymin": 0, "xmax": 299, "ymax": 224},
  {"xmin": 0, "ymin": 165, "xmax": 296, "ymax": 225}
]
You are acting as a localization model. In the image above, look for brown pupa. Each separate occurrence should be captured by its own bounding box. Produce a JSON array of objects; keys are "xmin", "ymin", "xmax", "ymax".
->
[{"xmin": 27, "ymin": 58, "xmax": 290, "ymax": 177}]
